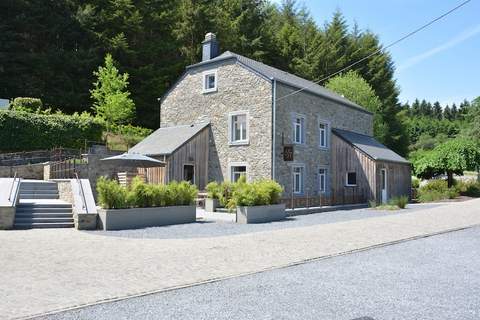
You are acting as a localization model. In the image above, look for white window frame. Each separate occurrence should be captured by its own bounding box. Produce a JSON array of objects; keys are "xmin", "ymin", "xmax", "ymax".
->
[
  {"xmin": 292, "ymin": 164, "xmax": 305, "ymax": 195},
  {"xmin": 318, "ymin": 119, "xmax": 331, "ymax": 149},
  {"xmin": 228, "ymin": 162, "xmax": 248, "ymax": 182},
  {"xmin": 202, "ymin": 69, "xmax": 217, "ymax": 93},
  {"xmin": 318, "ymin": 167, "xmax": 328, "ymax": 193},
  {"xmin": 292, "ymin": 113, "xmax": 306, "ymax": 145},
  {"xmin": 228, "ymin": 111, "xmax": 249, "ymax": 145},
  {"xmin": 346, "ymin": 171, "xmax": 357, "ymax": 187}
]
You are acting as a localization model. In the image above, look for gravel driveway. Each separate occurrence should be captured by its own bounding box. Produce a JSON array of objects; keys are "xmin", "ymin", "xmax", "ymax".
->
[
  {"xmin": 86, "ymin": 203, "xmax": 443, "ymax": 239},
  {"xmin": 38, "ymin": 225, "xmax": 480, "ymax": 320}
]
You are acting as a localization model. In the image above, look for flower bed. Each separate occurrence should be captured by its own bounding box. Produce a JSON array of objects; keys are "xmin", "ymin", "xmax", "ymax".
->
[{"xmin": 96, "ymin": 177, "xmax": 197, "ymax": 230}]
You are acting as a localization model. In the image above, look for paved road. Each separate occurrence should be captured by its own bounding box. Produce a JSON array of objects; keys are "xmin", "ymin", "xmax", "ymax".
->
[
  {"xmin": 2, "ymin": 199, "xmax": 480, "ymax": 319},
  {"xmin": 38, "ymin": 226, "xmax": 480, "ymax": 320}
]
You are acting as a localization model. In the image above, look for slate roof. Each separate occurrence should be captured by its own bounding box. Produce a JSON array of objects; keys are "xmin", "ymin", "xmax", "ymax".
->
[
  {"xmin": 333, "ymin": 128, "xmax": 409, "ymax": 164},
  {"xmin": 186, "ymin": 51, "xmax": 371, "ymax": 114},
  {"xmin": 128, "ymin": 122, "xmax": 210, "ymax": 156}
]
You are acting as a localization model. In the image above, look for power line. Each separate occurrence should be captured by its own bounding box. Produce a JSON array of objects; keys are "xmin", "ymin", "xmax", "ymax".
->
[{"xmin": 276, "ymin": 0, "xmax": 473, "ymax": 102}]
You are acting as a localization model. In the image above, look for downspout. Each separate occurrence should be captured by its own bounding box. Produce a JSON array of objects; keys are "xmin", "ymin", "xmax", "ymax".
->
[
  {"xmin": 272, "ymin": 78, "xmax": 277, "ymax": 181},
  {"xmin": 157, "ymin": 97, "xmax": 162, "ymax": 128}
]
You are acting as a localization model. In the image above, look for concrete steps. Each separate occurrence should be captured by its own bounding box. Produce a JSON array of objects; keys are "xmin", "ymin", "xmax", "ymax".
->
[{"xmin": 15, "ymin": 180, "xmax": 74, "ymax": 229}]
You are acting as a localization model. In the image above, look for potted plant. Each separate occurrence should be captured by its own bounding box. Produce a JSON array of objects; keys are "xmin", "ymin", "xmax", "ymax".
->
[
  {"xmin": 227, "ymin": 179, "xmax": 286, "ymax": 224},
  {"xmin": 96, "ymin": 177, "xmax": 198, "ymax": 230},
  {"xmin": 205, "ymin": 182, "xmax": 221, "ymax": 212}
]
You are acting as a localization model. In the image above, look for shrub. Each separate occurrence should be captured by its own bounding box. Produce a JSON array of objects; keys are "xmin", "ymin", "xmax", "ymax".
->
[
  {"xmin": 206, "ymin": 181, "xmax": 221, "ymax": 199},
  {"xmin": 96, "ymin": 178, "xmax": 198, "ymax": 209},
  {"xmin": 455, "ymin": 180, "xmax": 480, "ymax": 197},
  {"xmin": 10, "ymin": 97, "xmax": 43, "ymax": 112},
  {"xmin": 411, "ymin": 176, "xmax": 420, "ymax": 189},
  {"xmin": 417, "ymin": 179, "xmax": 459, "ymax": 202},
  {"xmin": 227, "ymin": 179, "xmax": 284, "ymax": 210},
  {"xmin": 0, "ymin": 110, "xmax": 103, "ymax": 151},
  {"xmin": 389, "ymin": 195, "xmax": 408, "ymax": 209},
  {"xmin": 96, "ymin": 177, "xmax": 128, "ymax": 209},
  {"xmin": 369, "ymin": 200, "xmax": 377, "ymax": 208}
]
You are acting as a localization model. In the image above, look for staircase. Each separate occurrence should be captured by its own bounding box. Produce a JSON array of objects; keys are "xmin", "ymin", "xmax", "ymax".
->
[{"xmin": 14, "ymin": 180, "xmax": 74, "ymax": 229}]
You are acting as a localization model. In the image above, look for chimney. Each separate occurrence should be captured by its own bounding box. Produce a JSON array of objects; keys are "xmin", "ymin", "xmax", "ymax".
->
[{"xmin": 202, "ymin": 32, "xmax": 219, "ymax": 61}]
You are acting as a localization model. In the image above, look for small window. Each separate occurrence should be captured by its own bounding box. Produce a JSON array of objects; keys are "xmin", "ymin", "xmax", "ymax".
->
[
  {"xmin": 319, "ymin": 122, "xmax": 329, "ymax": 148},
  {"xmin": 318, "ymin": 168, "xmax": 327, "ymax": 193},
  {"xmin": 346, "ymin": 172, "xmax": 357, "ymax": 186},
  {"xmin": 229, "ymin": 112, "xmax": 248, "ymax": 143},
  {"xmin": 183, "ymin": 165, "xmax": 194, "ymax": 184},
  {"xmin": 231, "ymin": 165, "xmax": 246, "ymax": 182},
  {"xmin": 293, "ymin": 115, "xmax": 305, "ymax": 144},
  {"xmin": 203, "ymin": 70, "xmax": 217, "ymax": 93},
  {"xmin": 293, "ymin": 166, "xmax": 304, "ymax": 194}
]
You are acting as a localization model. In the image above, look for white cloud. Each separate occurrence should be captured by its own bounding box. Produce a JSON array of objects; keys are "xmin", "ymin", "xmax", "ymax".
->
[{"xmin": 397, "ymin": 24, "xmax": 480, "ymax": 72}]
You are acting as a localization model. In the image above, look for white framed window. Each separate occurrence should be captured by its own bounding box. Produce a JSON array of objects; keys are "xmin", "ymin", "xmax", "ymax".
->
[
  {"xmin": 228, "ymin": 111, "xmax": 249, "ymax": 145},
  {"xmin": 318, "ymin": 119, "xmax": 330, "ymax": 149},
  {"xmin": 292, "ymin": 165, "xmax": 305, "ymax": 194},
  {"xmin": 346, "ymin": 171, "xmax": 357, "ymax": 186},
  {"xmin": 202, "ymin": 70, "xmax": 217, "ymax": 93},
  {"xmin": 318, "ymin": 168, "xmax": 327, "ymax": 193},
  {"xmin": 229, "ymin": 162, "xmax": 247, "ymax": 182},
  {"xmin": 292, "ymin": 114, "xmax": 306, "ymax": 144}
]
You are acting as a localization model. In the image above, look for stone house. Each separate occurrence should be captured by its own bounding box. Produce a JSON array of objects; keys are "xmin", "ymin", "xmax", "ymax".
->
[{"xmin": 130, "ymin": 33, "xmax": 411, "ymax": 205}]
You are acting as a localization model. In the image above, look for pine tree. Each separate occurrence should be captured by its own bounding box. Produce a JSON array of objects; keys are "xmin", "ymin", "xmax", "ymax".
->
[
  {"xmin": 411, "ymin": 99, "xmax": 421, "ymax": 117},
  {"xmin": 433, "ymin": 101, "xmax": 442, "ymax": 120},
  {"xmin": 443, "ymin": 105, "xmax": 452, "ymax": 121},
  {"xmin": 451, "ymin": 103, "xmax": 458, "ymax": 120}
]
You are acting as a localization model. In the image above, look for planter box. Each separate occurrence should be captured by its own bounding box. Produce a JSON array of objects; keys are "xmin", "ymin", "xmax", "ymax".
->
[
  {"xmin": 205, "ymin": 198, "xmax": 219, "ymax": 212},
  {"xmin": 236, "ymin": 204, "xmax": 286, "ymax": 224},
  {"xmin": 97, "ymin": 206, "xmax": 196, "ymax": 231}
]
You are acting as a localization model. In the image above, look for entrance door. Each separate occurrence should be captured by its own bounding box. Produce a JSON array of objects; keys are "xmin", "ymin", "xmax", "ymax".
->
[
  {"xmin": 381, "ymin": 168, "xmax": 388, "ymax": 204},
  {"xmin": 183, "ymin": 164, "xmax": 194, "ymax": 184}
]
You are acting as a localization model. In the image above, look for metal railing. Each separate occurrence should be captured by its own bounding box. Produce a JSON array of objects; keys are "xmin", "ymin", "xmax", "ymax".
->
[
  {"xmin": 7, "ymin": 172, "xmax": 18, "ymax": 205},
  {"xmin": 74, "ymin": 172, "xmax": 87, "ymax": 211}
]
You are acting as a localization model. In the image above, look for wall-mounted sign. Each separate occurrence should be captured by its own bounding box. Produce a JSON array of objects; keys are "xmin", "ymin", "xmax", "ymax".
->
[{"xmin": 283, "ymin": 145, "xmax": 294, "ymax": 161}]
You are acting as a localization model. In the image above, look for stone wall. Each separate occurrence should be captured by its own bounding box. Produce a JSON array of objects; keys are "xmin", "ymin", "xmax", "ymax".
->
[
  {"xmin": 0, "ymin": 163, "xmax": 45, "ymax": 179},
  {"xmin": 161, "ymin": 60, "xmax": 273, "ymax": 182},
  {"xmin": 55, "ymin": 180, "xmax": 74, "ymax": 204},
  {"xmin": 274, "ymin": 82, "xmax": 374, "ymax": 196}
]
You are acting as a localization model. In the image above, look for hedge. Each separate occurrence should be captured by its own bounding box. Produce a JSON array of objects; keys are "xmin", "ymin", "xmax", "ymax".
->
[{"xmin": 0, "ymin": 110, "xmax": 103, "ymax": 151}]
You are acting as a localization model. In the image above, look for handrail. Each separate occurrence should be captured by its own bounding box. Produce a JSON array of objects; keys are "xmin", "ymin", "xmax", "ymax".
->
[
  {"xmin": 74, "ymin": 172, "xmax": 87, "ymax": 211},
  {"xmin": 7, "ymin": 172, "xmax": 17, "ymax": 204}
]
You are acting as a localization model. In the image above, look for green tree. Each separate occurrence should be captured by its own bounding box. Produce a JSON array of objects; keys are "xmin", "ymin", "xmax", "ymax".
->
[
  {"xmin": 326, "ymin": 71, "xmax": 387, "ymax": 144},
  {"xmin": 461, "ymin": 97, "xmax": 480, "ymax": 139},
  {"xmin": 433, "ymin": 101, "xmax": 442, "ymax": 120},
  {"xmin": 91, "ymin": 54, "xmax": 135, "ymax": 128},
  {"xmin": 413, "ymin": 138, "xmax": 480, "ymax": 187}
]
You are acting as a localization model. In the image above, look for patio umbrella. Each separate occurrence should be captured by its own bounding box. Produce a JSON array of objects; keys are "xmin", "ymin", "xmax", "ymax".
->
[{"xmin": 100, "ymin": 153, "xmax": 165, "ymax": 168}]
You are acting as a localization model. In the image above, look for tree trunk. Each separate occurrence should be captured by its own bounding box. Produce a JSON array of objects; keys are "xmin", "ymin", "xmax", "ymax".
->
[{"xmin": 447, "ymin": 171, "xmax": 454, "ymax": 188}]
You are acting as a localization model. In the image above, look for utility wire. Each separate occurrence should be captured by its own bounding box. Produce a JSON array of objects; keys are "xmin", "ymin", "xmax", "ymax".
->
[{"xmin": 276, "ymin": 0, "xmax": 473, "ymax": 102}]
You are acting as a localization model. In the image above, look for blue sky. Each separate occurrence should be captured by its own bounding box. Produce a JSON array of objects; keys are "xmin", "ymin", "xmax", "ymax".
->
[{"xmin": 273, "ymin": 0, "xmax": 480, "ymax": 106}]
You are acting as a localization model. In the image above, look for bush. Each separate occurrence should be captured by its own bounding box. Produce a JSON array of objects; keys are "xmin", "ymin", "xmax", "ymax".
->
[
  {"xmin": 96, "ymin": 177, "xmax": 198, "ymax": 209},
  {"xmin": 206, "ymin": 181, "xmax": 221, "ymax": 199},
  {"xmin": 226, "ymin": 179, "xmax": 283, "ymax": 210},
  {"xmin": 417, "ymin": 179, "xmax": 459, "ymax": 202},
  {"xmin": 411, "ymin": 176, "xmax": 420, "ymax": 189},
  {"xmin": 10, "ymin": 97, "xmax": 43, "ymax": 112},
  {"xmin": 0, "ymin": 110, "xmax": 103, "ymax": 151},
  {"xmin": 455, "ymin": 180, "xmax": 480, "ymax": 197},
  {"xmin": 389, "ymin": 195, "xmax": 408, "ymax": 209}
]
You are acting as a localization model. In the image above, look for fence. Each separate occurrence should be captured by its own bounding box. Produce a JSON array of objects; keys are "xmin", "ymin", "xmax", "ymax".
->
[
  {"xmin": 49, "ymin": 159, "xmax": 88, "ymax": 179},
  {"xmin": 280, "ymin": 191, "xmax": 367, "ymax": 209},
  {"xmin": 0, "ymin": 148, "xmax": 82, "ymax": 166}
]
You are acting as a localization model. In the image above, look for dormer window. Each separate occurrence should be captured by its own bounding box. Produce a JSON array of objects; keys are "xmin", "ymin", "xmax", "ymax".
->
[{"xmin": 203, "ymin": 70, "xmax": 217, "ymax": 93}]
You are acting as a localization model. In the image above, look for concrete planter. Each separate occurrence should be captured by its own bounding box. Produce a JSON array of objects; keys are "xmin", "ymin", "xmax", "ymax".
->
[
  {"xmin": 97, "ymin": 206, "xmax": 196, "ymax": 230},
  {"xmin": 236, "ymin": 204, "xmax": 286, "ymax": 224},
  {"xmin": 0, "ymin": 207, "xmax": 15, "ymax": 230},
  {"xmin": 205, "ymin": 198, "xmax": 219, "ymax": 212}
]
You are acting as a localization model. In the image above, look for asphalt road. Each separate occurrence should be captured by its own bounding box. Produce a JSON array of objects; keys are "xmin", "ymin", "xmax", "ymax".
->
[{"xmin": 37, "ymin": 225, "xmax": 480, "ymax": 320}]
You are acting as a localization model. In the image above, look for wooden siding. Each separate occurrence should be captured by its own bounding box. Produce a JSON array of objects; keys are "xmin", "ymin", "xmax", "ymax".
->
[
  {"xmin": 375, "ymin": 161, "xmax": 412, "ymax": 200},
  {"xmin": 331, "ymin": 134, "xmax": 376, "ymax": 205},
  {"xmin": 139, "ymin": 127, "xmax": 209, "ymax": 190}
]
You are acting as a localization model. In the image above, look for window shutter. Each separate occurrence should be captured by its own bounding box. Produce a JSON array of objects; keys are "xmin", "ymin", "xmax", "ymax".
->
[{"xmin": 301, "ymin": 117, "xmax": 306, "ymax": 144}]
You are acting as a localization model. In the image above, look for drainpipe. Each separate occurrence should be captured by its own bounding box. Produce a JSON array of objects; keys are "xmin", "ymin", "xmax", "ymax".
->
[
  {"xmin": 272, "ymin": 79, "xmax": 277, "ymax": 181},
  {"xmin": 157, "ymin": 97, "xmax": 162, "ymax": 128}
]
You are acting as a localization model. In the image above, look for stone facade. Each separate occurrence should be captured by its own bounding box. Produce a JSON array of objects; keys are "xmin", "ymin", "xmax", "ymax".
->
[
  {"xmin": 0, "ymin": 163, "xmax": 44, "ymax": 180},
  {"xmin": 161, "ymin": 60, "xmax": 273, "ymax": 182},
  {"xmin": 274, "ymin": 82, "xmax": 373, "ymax": 196}
]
